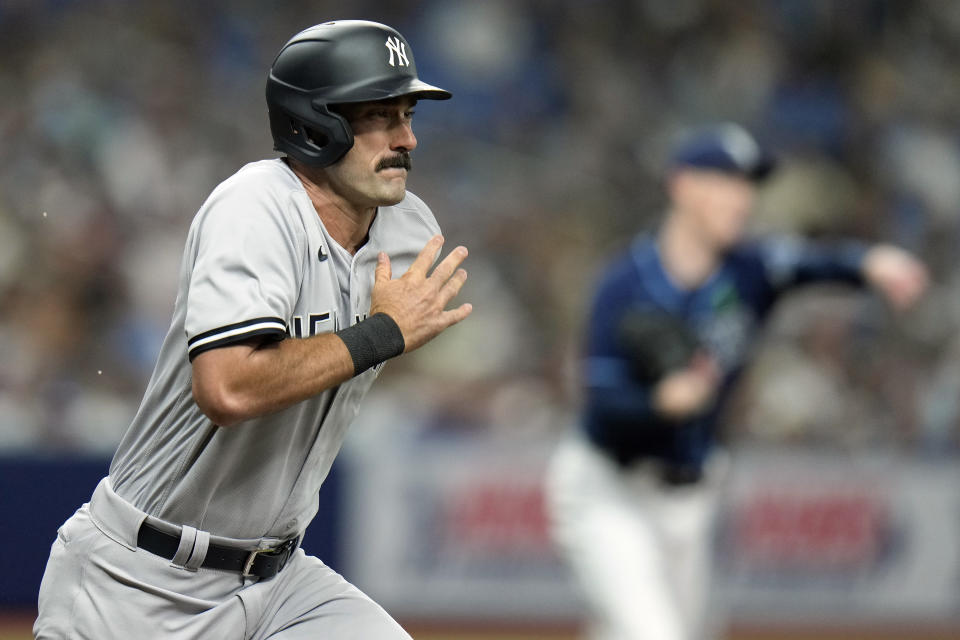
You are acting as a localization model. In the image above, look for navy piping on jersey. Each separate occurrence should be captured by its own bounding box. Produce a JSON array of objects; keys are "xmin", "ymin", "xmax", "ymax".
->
[{"xmin": 187, "ymin": 317, "xmax": 287, "ymax": 361}]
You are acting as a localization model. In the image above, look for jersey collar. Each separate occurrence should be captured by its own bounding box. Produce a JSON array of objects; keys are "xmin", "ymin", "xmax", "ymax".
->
[{"xmin": 631, "ymin": 234, "xmax": 727, "ymax": 312}]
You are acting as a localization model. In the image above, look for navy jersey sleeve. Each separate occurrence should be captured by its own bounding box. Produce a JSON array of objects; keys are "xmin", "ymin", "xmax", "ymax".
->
[
  {"xmin": 581, "ymin": 255, "xmax": 676, "ymax": 463},
  {"xmin": 582, "ymin": 277, "xmax": 656, "ymax": 421},
  {"xmin": 752, "ymin": 235, "xmax": 868, "ymax": 293}
]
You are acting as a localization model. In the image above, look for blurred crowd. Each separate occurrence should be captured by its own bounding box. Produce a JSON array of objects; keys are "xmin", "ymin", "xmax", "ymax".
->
[{"xmin": 3, "ymin": 0, "xmax": 960, "ymax": 454}]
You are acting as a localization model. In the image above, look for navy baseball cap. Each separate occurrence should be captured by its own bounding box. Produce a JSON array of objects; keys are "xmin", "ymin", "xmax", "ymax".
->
[{"xmin": 669, "ymin": 123, "xmax": 776, "ymax": 181}]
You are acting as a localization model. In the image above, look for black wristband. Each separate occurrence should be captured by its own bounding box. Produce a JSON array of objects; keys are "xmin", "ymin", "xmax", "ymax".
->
[{"xmin": 335, "ymin": 313, "xmax": 406, "ymax": 376}]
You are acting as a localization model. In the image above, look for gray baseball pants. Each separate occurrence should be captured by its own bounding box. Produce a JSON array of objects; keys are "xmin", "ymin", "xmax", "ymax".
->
[{"xmin": 34, "ymin": 478, "xmax": 410, "ymax": 639}]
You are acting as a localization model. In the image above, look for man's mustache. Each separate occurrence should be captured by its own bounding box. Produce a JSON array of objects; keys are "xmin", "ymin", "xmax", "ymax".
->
[{"xmin": 376, "ymin": 152, "xmax": 412, "ymax": 172}]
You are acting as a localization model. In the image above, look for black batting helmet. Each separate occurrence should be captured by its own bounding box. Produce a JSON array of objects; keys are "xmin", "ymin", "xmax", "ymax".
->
[{"xmin": 266, "ymin": 20, "xmax": 451, "ymax": 167}]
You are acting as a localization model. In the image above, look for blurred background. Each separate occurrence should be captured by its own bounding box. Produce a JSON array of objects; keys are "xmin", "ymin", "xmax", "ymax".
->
[{"xmin": 2, "ymin": 0, "xmax": 960, "ymax": 638}]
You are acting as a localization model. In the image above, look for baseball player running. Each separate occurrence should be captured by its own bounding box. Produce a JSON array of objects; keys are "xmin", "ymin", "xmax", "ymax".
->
[
  {"xmin": 545, "ymin": 124, "xmax": 929, "ymax": 640},
  {"xmin": 35, "ymin": 20, "xmax": 470, "ymax": 639}
]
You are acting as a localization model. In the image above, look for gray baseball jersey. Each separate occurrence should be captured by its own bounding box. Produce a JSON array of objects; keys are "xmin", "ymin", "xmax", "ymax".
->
[{"xmin": 109, "ymin": 158, "xmax": 439, "ymax": 541}]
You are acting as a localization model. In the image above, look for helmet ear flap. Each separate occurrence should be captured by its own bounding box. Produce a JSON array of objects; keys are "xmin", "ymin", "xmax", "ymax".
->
[
  {"xmin": 308, "ymin": 101, "xmax": 353, "ymax": 150},
  {"xmin": 268, "ymin": 102, "xmax": 354, "ymax": 167},
  {"xmin": 300, "ymin": 125, "xmax": 327, "ymax": 148}
]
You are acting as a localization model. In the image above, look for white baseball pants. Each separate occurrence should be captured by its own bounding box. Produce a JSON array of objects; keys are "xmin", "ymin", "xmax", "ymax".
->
[{"xmin": 545, "ymin": 435, "xmax": 726, "ymax": 640}]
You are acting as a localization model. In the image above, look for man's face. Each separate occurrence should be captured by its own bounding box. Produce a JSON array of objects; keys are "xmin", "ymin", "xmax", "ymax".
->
[
  {"xmin": 324, "ymin": 95, "xmax": 419, "ymax": 208},
  {"xmin": 671, "ymin": 169, "xmax": 756, "ymax": 250}
]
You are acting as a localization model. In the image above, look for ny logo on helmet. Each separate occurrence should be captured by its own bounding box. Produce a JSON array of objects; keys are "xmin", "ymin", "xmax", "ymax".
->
[{"xmin": 385, "ymin": 36, "xmax": 409, "ymax": 67}]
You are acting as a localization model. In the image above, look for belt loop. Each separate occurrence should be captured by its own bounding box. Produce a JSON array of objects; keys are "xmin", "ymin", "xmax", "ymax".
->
[
  {"xmin": 184, "ymin": 530, "xmax": 210, "ymax": 571},
  {"xmin": 170, "ymin": 525, "xmax": 198, "ymax": 568}
]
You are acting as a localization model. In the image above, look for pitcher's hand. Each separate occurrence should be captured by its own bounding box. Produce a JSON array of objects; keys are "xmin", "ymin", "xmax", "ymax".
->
[
  {"xmin": 652, "ymin": 352, "xmax": 721, "ymax": 421},
  {"xmin": 862, "ymin": 244, "xmax": 929, "ymax": 312}
]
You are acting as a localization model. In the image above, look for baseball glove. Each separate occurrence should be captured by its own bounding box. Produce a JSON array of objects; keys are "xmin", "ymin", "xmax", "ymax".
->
[{"xmin": 616, "ymin": 309, "xmax": 701, "ymax": 383}]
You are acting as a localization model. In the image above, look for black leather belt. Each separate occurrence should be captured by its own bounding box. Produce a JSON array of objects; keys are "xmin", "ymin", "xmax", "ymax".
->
[
  {"xmin": 659, "ymin": 463, "xmax": 704, "ymax": 486},
  {"xmin": 136, "ymin": 522, "xmax": 298, "ymax": 579}
]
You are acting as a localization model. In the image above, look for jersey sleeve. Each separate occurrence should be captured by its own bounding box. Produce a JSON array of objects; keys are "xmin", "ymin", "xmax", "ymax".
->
[
  {"xmin": 583, "ymin": 268, "xmax": 657, "ymax": 416},
  {"xmin": 580, "ymin": 259, "xmax": 671, "ymax": 459},
  {"xmin": 754, "ymin": 234, "xmax": 868, "ymax": 293},
  {"xmin": 184, "ymin": 177, "xmax": 304, "ymax": 361}
]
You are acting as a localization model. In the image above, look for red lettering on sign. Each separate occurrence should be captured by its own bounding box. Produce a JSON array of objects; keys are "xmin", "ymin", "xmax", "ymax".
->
[
  {"xmin": 443, "ymin": 482, "xmax": 552, "ymax": 556},
  {"xmin": 733, "ymin": 492, "xmax": 888, "ymax": 569}
]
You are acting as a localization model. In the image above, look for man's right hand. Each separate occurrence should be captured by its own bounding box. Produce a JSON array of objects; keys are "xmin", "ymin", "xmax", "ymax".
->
[
  {"xmin": 651, "ymin": 352, "xmax": 721, "ymax": 421},
  {"xmin": 369, "ymin": 235, "xmax": 473, "ymax": 353}
]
